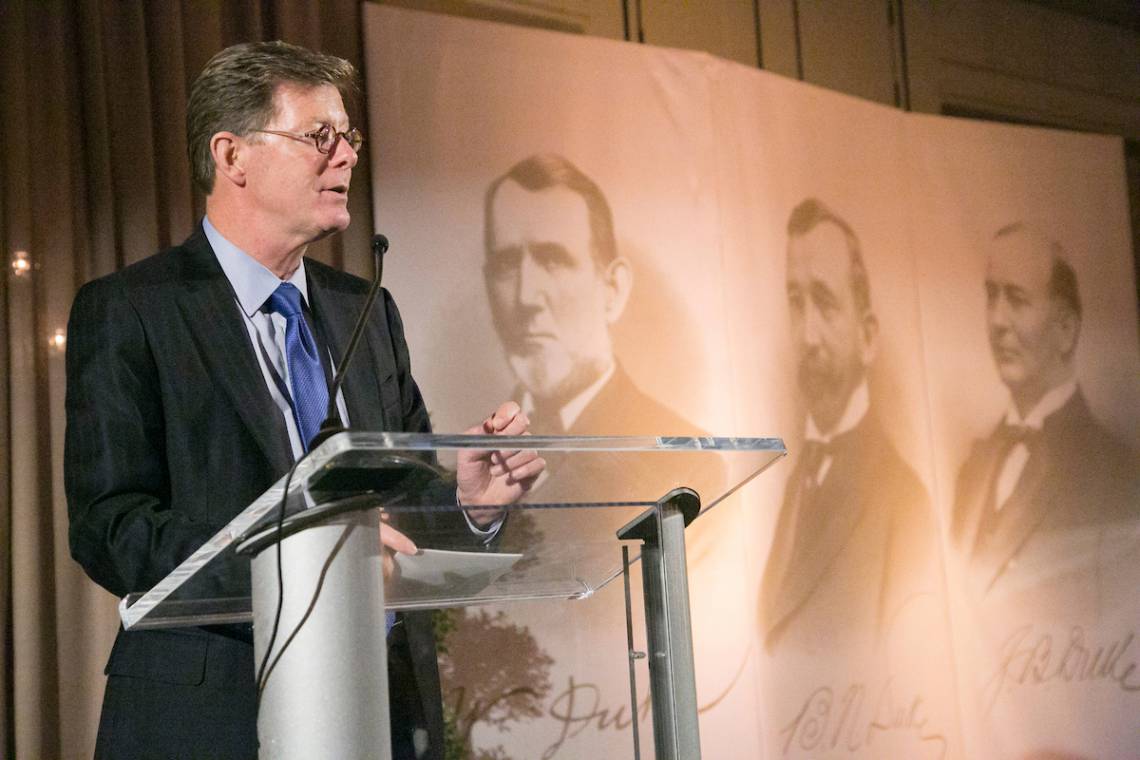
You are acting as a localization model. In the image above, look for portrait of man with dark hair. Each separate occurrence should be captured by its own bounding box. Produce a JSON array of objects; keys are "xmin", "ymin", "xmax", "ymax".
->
[
  {"xmin": 951, "ymin": 223, "xmax": 1140, "ymax": 595},
  {"xmin": 482, "ymin": 153, "xmax": 698, "ymax": 438},
  {"xmin": 759, "ymin": 197, "xmax": 940, "ymax": 653}
]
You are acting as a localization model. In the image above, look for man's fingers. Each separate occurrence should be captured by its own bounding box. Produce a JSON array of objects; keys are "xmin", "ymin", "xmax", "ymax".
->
[
  {"xmin": 489, "ymin": 448, "xmax": 522, "ymax": 467},
  {"xmin": 467, "ymin": 401, "xmax": 531, "ymax": 439},
  {"xmin": 491, "ymin": 400, "xmax": 523, "ymax": 429},
  {"xmin": 484, "ymin": 401, "xmax": 528, "ymax": 434},
  {"xmin": 503, "ymin": 455, "xmax": 546, "ymax": 484},
  {"xmin": 490, "ymin": 449, "xmax": 541, "ymax": 476},
  {"xmin": 380, "ymin": 523, "xmax": 418, "ymax": 555},
  {"xmin": 497, "ymin": 413, "xmax": 530, "ymax": 436}
]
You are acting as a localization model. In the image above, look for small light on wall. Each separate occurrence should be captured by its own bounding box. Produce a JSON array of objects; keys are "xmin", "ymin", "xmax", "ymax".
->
[
  {"xmin": 11, "ymin": 250, "xmax": 31, "ymax": 277},
  {"xmin": 49, "ymin": 328, "xmax": 67, "ymax": 353}
]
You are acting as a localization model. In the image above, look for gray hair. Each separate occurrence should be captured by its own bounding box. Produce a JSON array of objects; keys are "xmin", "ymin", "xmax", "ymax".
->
[
  {"xmin": 993, "ymin": 222, "xmax": 1082, "ymax": 319},
  {"xmin": 186, "ymin": 41, "xmax": 358, "ymax": 193}
]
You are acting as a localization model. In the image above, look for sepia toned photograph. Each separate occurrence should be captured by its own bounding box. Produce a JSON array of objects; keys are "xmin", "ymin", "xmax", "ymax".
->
[{"xmin": 6, "ymin": 2, "xmax": 1136, "ymax": 759}]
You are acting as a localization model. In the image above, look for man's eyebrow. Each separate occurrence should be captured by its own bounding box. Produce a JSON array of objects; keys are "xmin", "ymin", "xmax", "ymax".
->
[
  {"xmin": 530, "ymin": 241, "xmax": 569, "ymax": 253},
  {"xmin": 998, "ymin": 281, "xmax": 1028, "ymax": 295},
  {"xmin": 807, "ymin": 278, "xmax": 838, "ymax": 299}
]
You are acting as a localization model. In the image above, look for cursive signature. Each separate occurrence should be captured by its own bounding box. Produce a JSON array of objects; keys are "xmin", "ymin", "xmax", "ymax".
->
[
  {"xmin": 540, "ymin": 645, "xmax": 753, "ymax": 758},
  {"xmin": 982, "ymin": 625, "xmax": 1140, "ymax": 713},
  {"xmin": 779, "ymin": 679, "xmax": 947, "ymax": 758},
  {"xmin": 542, "ymin": 676, "xmax": 650, "ymax": 759}
]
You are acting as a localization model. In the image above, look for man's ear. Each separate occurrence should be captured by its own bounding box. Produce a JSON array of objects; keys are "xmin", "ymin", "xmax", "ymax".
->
[
  {"xmin": 209, "ymin": 132, "xmax": 247, "ymax": 188},
  {"xmin": 1054, "ymin": 304, "xmax": 1081, "ymax": 360},
  {"xmin": 859, "ymin": 310, "xmax": 880, "ymax": 367},
  {"xmin": 602, "ymin": 256, "xmax": 633, "ymax": 325}
]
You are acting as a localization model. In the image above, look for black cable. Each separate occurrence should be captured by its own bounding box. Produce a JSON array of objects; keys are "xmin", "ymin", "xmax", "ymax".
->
[
  {"xmin": 309, "ymin": 234, "xmax": 388, "ymax": 450},
  {"xmin": 255, "ymin": 454, "xmax": 302, "ymax": 699},
  {"xmin": 254, "ymin": 234, "xmax": 388, "ymax": 699}
]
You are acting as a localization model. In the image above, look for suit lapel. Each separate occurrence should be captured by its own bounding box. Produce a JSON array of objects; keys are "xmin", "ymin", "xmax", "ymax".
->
[
  {"xmin": 568, "ymin": 368, "xmax": 626, "ymax": 435},
  {"xmin": 763, "ymin": 422, "xmax": 871, "ymax": 639},
  {"xmin": 975, "ymin": 394, "xmax": 1089, "ymax": 591},
  {"xmin": 174, "ymin": 229, "xmax": 293, "ymax": 475},
  {"xmin": 306, "ymin": 263, "xmax": 391, "ymax": 432},
  {"xmin": 760, "ymin": 459, "xmax": 809, "ymax": 642},
  {"xmin": 957, "ymin": 434, "xmax": 1007, "ymax": 558},
  {"xmin": 977, "ymin": 446, "xmax": 1053, "ymax": 591}
]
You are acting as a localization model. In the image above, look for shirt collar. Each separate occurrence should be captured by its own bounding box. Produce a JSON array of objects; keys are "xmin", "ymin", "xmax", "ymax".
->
[
  {"xmin": 203, "ymin": 216, "xmax": 310, "ymax": 316},
  {"xmin": 520, "ymin": 361, "xmax": 616, "ymax": 432},
  {"xmin": 1003, "ymin": 378, "xmax": 1077, "ymax": 430},
  {"xmin": 559, "ymin": 362, "xmax": 616, "ymax": 431},
  {"xmin": 805, "ymin": 380, "xmax": 870, "ymax": 443}
]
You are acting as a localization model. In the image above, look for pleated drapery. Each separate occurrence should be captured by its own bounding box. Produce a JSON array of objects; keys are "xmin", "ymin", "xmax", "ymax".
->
[{"xmin": 0, "ymin": 2, "xmax": 375, "ymax": 756}]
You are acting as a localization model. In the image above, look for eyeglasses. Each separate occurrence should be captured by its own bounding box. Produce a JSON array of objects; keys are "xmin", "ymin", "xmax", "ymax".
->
[{"xmin": 252, "ymin": 123, "xmax": 363, "ymax": 155}]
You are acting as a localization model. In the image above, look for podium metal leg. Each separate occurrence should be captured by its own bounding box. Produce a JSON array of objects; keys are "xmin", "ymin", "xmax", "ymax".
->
[
  {"xmin": 618, "ymin": 489, "xmax": 702, "ymax": 760},
  {"xmin": 251, "ymin": 507, "xmax": 391, "ymax": 760}
]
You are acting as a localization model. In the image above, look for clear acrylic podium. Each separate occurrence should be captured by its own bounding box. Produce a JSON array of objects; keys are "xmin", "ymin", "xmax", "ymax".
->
[{"xmin": 118, "ymin": 432, "xmax": 785, "ymax": 760}]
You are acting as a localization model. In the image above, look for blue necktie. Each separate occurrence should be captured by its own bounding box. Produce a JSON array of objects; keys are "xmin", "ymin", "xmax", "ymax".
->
[
  {"xmin": 266, "ymin": 283, "xmax": 329, "ymax": 453},
  {"xmin": 266, "ymin": 283, "xmax": 396, "ymax": 635}
]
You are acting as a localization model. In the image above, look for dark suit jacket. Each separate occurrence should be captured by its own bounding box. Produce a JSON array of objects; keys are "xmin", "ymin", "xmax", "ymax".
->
[
  {"xmin": 521, "ymin": 363, "xmax": 708, "ymax": 498},
  {"xmin": 566, "ymin": 364, "xmax": 701, "ymax": 437},
  {"xmin": 498, "ymin": 364, "xmax": 710, "ymax": 576},
  {"xmin": 951, "ymin": 389, "xmax": 1140, "ymax": 595},
  {"xmin": 65, "ymin": 227, "xmax": 452, "ymax": 759},
  {"xmin": 760, "ymin": 412, "xmax": 937, "ymax": 653}
]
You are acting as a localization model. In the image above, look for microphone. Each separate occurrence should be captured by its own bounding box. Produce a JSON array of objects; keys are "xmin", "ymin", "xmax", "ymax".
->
[{"xmin": 307, "ymin": 233, "xmax": 389, "ymax": 450}]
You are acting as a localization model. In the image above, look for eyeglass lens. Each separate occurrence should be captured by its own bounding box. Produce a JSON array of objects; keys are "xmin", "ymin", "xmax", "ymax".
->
[{"xmin": 315, "ymin": 125, "xmax": 363, "ymax": 154}]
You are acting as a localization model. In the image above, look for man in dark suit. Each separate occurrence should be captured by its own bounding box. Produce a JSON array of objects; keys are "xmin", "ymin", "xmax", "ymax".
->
[
  {"xmin": 759, "ymin": 198, "xmax": 938, "ymax": 653},
  {"xmin": 482, "ymin": 153, "xmax": 698, "ymax": 439},
  {"xmin": 65, "ymin": 41, "xmax": 540, "ymax": 760},
  {"xmin": 951, "ymin": 223, "xmax": 1139, "ymax": 595}
]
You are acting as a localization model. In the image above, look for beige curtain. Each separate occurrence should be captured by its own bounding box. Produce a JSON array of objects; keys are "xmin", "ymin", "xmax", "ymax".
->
[{"xmin": 0, "ymin": 1, "xmax": 376, "ymax": 756}]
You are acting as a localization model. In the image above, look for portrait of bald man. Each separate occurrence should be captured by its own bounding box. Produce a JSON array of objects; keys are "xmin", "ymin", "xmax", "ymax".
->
[
  {"xmin": 760, "ymin": 198, "xmax": 939, "ymax": 653},
  {"xmin": 482, "ymin": 153, "xmax": 698, "ymax": 439},
  {"xmin": 951, "ymin": 223, "xmax": 1140, "ymax": 595}
]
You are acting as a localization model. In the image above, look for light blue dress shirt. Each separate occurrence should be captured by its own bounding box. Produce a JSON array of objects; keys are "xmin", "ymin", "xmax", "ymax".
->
[
  {"xmin": 203, "ymin": 218, "xmax": 502, "ymax": 540},
  {"xmin": 204, "ymin": 217, "xmax": 350, "ymax": 460}
]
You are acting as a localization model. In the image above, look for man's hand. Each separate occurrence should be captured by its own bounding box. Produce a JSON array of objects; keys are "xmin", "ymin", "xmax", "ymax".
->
[
  {"xmin": 456, "ymin": 401, "xmax": 546, "ymax": 527},
  {"xmin": 380, "ymin": 513, "xmax": 417, "ymax": 580}
]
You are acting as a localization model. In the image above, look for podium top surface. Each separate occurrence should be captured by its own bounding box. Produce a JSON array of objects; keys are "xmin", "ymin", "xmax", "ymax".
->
[{"xmin": 119, "ymin": 432, "xmax": 785, "ymax": 630}]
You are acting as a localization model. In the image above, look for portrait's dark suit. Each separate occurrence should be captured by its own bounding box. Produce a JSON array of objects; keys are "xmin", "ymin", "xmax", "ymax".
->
[
  {"xmin": 522, "ymin": 363, "xmax": 707, "ymax": 500},
  {"xmin": 951, "ymin": 390, "xmax": 1140, "ymax": 595},
  {"xmin": 522, "ymin": 363, "xmax": 697, "ymax": 438},
  {"xmin": 500, "ymin": 363, "xmax": 710, "ymax": 583},
  {"xmin": 760, "ymin": 411, "xmax": 937, "ymax": 653},
  {"xmin": 566, "ymin": 364, "xmax": 697, "ymax": 437},
  {"xmin": 65, "ymin": 226, "xmax": 458, "ymax": 759}
]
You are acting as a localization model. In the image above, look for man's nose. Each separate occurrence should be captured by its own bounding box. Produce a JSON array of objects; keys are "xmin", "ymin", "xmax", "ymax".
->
[
  {"xmin": 515, "ymin": 251, "xmax": 547, "ymax": 307},
  {"xmin": 987, "ymin": 294, "xmax": 1011, "ymax": 331},
  {"xmin": 328, "ymin": 135, "xmax": 358, "ymax": 169},
  {"xmin": 800, "ymin": 305, "xmax": 823, "ymax": 347}
]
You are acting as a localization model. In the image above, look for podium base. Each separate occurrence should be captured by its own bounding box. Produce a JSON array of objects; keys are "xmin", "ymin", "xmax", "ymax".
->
[{"xmin": 251, "ymin": 507, "xmax": 391, "ymax": 760}]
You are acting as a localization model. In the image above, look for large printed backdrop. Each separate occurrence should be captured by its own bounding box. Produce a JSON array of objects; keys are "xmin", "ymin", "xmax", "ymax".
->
[{"xmin": 364, "ymin": 6, "xmax": 1140, "ymax": 759}]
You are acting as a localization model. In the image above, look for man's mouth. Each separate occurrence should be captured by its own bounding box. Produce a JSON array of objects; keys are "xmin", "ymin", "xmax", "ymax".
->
[
  {"xmin": 510, "ymin": 331, "xmax": 556, "ymax": 353},
  {"xmin": 991, "ymin": 344, "xmax": 1020, "ymax": 363},
  {"xmin": 322, "ymin": 184, "xmax": 349, "ymax": 196}
]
